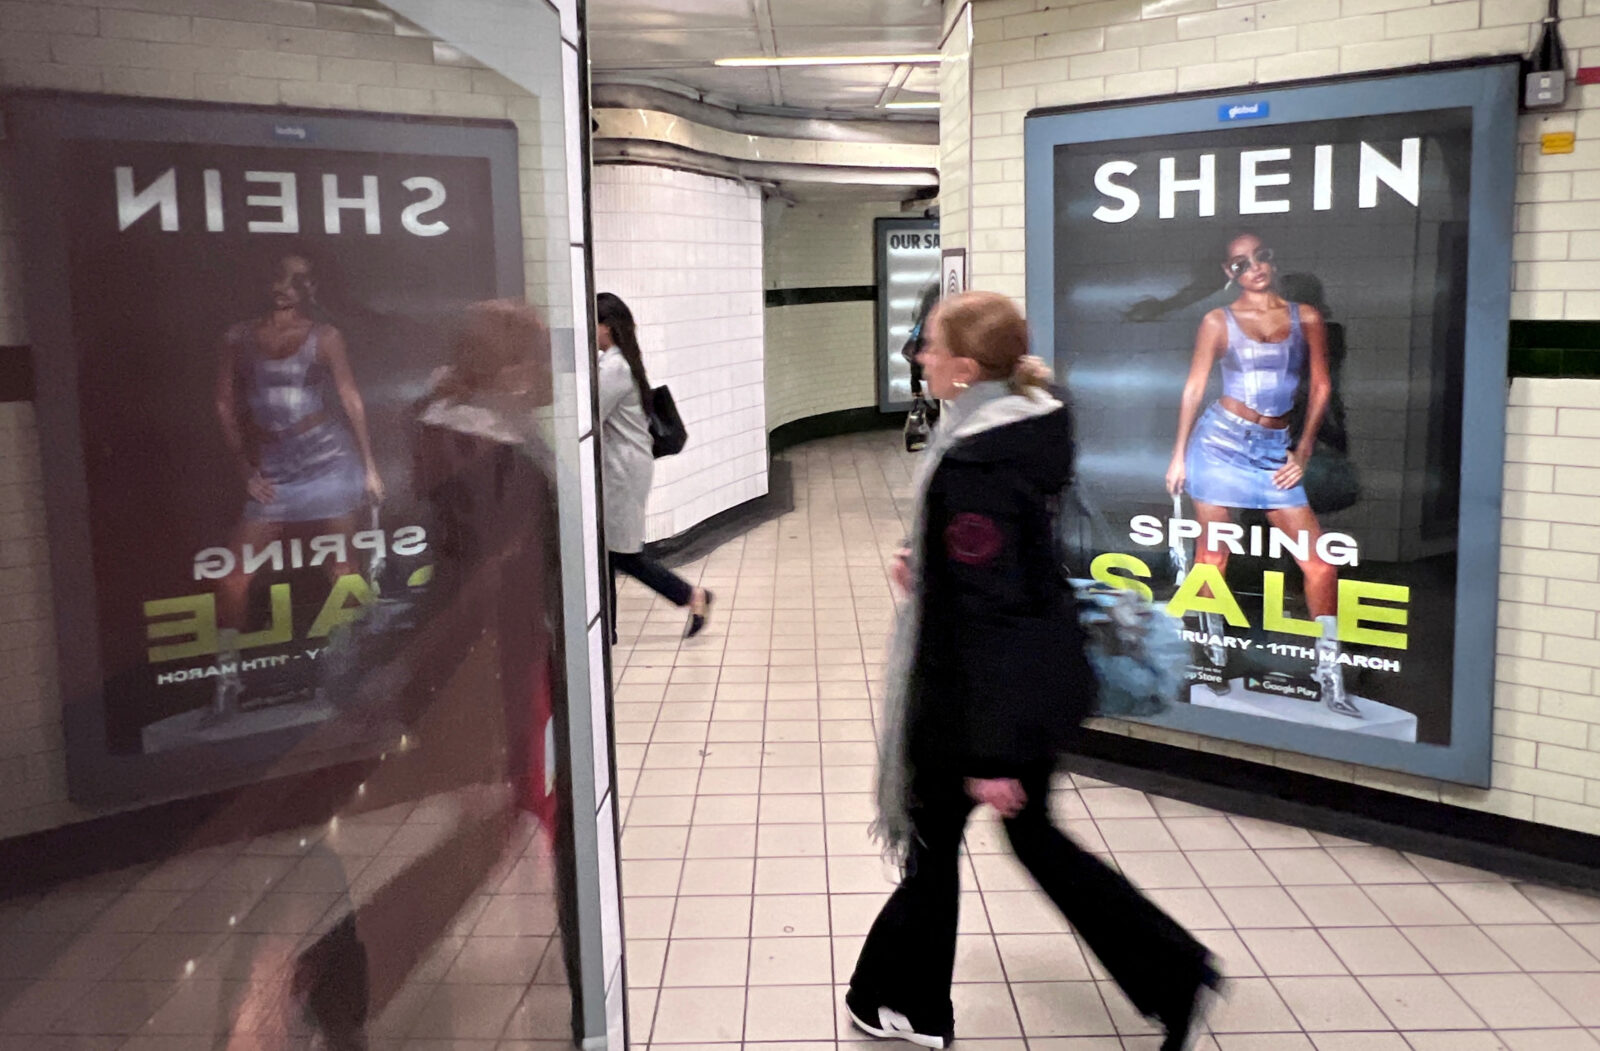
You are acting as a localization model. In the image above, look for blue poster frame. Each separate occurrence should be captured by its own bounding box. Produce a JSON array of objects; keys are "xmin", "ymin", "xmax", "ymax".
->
[{"xmin": 1024, "ymin": 61, "xmax": 1519, "ymax": 787}]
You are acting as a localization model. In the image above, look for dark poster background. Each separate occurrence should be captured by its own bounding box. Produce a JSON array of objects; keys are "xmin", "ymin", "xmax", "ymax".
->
[
  {"xmin": 63, "ymin": 140, "xmax": 499, "ymax": 753},
  {"xmin": 1054, "ymin": 109, "xmax": 1471, "ymax": 746}
]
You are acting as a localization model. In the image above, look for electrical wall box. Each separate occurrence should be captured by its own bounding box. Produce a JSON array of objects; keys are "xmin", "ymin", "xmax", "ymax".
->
[{"xmin": 1525, "ymin": 70, "xmax": 1566, "ymax": 108}]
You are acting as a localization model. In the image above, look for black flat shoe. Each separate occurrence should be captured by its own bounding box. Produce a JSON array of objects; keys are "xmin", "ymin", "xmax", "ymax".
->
[
  {"xmin": 684, "ymin": 589, "xmax": 714, "ymax": 638},
  {"xmin": 1159, "ymin": 960, "xmax": 1223, "ymax": 1051}
]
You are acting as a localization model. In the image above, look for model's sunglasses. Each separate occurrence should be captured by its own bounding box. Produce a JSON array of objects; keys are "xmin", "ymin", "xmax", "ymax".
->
[{"xmin": 1226, "ymin": 247, "xmax": 1275, "ymax": 277}]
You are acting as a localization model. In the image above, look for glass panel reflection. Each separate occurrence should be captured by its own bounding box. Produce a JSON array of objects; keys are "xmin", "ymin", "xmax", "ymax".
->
[{"xmin": 0, "ymin": 1, "xmax": 599, "ymax": 1046}]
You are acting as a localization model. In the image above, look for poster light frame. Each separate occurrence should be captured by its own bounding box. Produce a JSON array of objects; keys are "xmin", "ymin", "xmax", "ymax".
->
[{"xmin": 1024, "ymin": 60, "xmax": 1519, "ymax": 787}]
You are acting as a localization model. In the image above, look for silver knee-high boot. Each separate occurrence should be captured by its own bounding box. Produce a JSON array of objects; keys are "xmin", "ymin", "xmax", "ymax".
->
[{"xmin": 1314, "ymin": 615, "xmax": 1362, "ymax": 718}]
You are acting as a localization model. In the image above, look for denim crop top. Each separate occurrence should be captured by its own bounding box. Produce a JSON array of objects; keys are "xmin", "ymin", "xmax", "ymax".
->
[
  {"xmin": 1220, "ymin": 302, "xmax": 1303, "ymax": 419},
  {"xmin": 235, "ymin": 326, "xmax": 329, "ymax": 434}
]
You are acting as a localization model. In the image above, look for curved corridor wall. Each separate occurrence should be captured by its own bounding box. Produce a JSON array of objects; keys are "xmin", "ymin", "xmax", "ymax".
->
[
  {"xmin": 765, "ymin": 195, "xmax": 916, "ymax": 432},
  {"xmin": 591, "ymin": 164, "xmax": 768, "ymax": 542}
]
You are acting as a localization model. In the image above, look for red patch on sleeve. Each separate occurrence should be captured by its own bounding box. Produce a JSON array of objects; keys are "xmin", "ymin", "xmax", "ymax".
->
[{"xmin": 945, "ymin": 513, "xmax": 1004, "ymax": 566}]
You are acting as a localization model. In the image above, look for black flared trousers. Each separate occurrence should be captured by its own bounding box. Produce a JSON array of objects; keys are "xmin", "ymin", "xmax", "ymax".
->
[{"xmin": 850, "ymin": 766, "xmax": 1210, "ymax": 1033}]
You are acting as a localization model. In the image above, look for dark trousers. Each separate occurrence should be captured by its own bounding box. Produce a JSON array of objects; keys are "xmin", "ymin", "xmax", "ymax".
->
[
  {"xmin": 850, "ymin": 767, "xmax": 1209, "ymax": 1032},
  {"xmin": 609, "ymin": 550, "xmax": 694, "ymax": 613}
]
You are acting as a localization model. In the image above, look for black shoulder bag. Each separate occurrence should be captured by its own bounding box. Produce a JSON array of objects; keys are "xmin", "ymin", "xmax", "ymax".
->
[{"xmin": 648, "ymin": 385, "xmax": 688, "ymax": 458}]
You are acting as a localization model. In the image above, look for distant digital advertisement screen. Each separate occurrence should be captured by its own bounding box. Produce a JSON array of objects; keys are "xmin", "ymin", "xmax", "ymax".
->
[
  {"xmin": 1025, "ymin": 62, "xmax": 1519, "ymax": 786},
  {"xmin": 876, "ymin": 216, "xmax": 941, "ymax": 411}
]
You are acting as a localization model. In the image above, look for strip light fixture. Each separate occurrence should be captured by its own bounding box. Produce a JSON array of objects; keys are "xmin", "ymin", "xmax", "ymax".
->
[
  {"xmin": 885, "ymin": 101, "xmax": 941, "ymax": 110},
  {"xmin": 715, "ymin": 53, "xmax": 942, "ymax": 68}
]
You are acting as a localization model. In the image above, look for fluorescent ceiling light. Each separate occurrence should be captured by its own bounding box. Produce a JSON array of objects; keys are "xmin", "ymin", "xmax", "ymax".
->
[
  {"xmin": 715, "ymin": 53, "xmax": 942, "ymax": 68},
  {"xmin": 885, "ymin": 101, "xmax": 940, "ymax": 110}
]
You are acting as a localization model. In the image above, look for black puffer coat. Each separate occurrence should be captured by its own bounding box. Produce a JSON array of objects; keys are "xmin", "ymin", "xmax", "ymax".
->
[{"xmin": 906, "ymin": 391, "xmax": 1094, "ymax": 776}]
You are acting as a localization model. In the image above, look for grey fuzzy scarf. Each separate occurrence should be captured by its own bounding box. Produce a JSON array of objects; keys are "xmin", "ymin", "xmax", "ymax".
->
[{"xmin": 871, "ymin": 383, "xmax": 1063, "ymax": 867}]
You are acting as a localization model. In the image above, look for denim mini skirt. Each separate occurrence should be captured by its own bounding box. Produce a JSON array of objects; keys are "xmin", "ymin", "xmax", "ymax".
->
[{"xmin": 1184, "ymin": 401, "xmax": 1308, "ymax": 510}]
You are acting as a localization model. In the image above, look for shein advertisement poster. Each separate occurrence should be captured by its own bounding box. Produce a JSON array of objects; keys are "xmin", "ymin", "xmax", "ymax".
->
[
  {"xmin": 876, "ymin": 216, "xmax": 941, "ymax": 411},
  {"xmin": 1024, "ymin": 62, "xmax": 1518, "ymax": 786},
  {"xmin": 8, "ymin": 94, "xmax": 529, "ymax": 805}
]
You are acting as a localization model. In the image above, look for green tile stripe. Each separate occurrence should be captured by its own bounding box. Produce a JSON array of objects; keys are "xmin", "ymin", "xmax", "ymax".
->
[{"xmin": 1509, "ymin": 320, "xmax": 1600, "ymax": 378}]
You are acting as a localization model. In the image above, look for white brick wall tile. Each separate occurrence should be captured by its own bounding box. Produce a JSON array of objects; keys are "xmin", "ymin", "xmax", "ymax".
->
[
  {"xmin": 1544, "ymin": 690, "xmax": 1600, "ymax": 724},
  {"xmin": 101, "ymin": 66, "xmax": 196, "ymax": 98},
  {"xmin": 318, "ymin": 55, "xmax": 396, "ymax": 86},
  {"xmin": 1105, "ymin": 16, "xmax": 1179, "ymax": 49},
  {"xmin": 1500, "ymin": 573, "xmax": 1548, "ymax": 605},
  {"xmin": 1508, "ymin": 405, "xmax": 1559, "ymax": 433},
  {"xmin": 1255, "ymin": 0, "xmax": 1337, "ymax": 27},
  {"xmin": 1514, "ymin": 232, "xmax": 1570, "ymax": 261},
  {"xmin": 1500, "ymin": 627, "xmax": 1544, "ymax": 659},
  {"xmin": 1215, "ymin": 25, "xmax": 1299, "ymax": 60},
  {"xmin": 1554, "ymin": 465, "xmax": 1600, "ymax": 495},
  {"xmin": 1534, "ymin": 797, "xmax": 1600, "ymax": 835},
  {"xmin": 1298, "ymin": 14, "xmax": 1388, "ymax": 48},
  {"xmin": 1257, "ymin": 47, "xmax": 1340, "ymax": 82},
  {"xmin": 1557, "ymin": 407, "xmax": 1600, "ymax": 437},
  {"xmin": 1037, "ymin": 27, "xmax": 1109, "ymax": 58},
  {"xmin": 1070, "ymin": 46, "xmax": 1143, "ymax": 79},
  {"xmin": 194, "ymin": 72, "xmax": 279, "ymax": 104},
  {"xmin": 1431, "ymin": 23, "xmax": 1534, "ymax": 59},
  {"xmin": 1002, "ymin": 56, "xmax": 1071, "ymax": 87},
  {"xmin": 1177, "ymin": 7, "xmax": 1258, "ymax": 39},
  {"xmin": 1177, "ymin": 59, "xmax": 1259, "ymax": 92},
  {"xmin": 1567, "ymin": 290, "xmax": 1600, "ymax": 318},
  {"xmin": 1384, "ymin": 1, "xmax": 1481, "ymax": 39},
  {"xmin": 1496, "ymin": 762, "xmax": 1589, "ymax": 803},
  {"xmin": 1519, "ymin": 173, "xmax": 1576, "ymax": 203},
  {"xmin": 1105, "ymin": 68, "xmax": 1177, "ymax": 98},
  {"xmin": 976, "ymin": 0, "xmax": 1042, "ymax": 20},
  {"xmin": 99, "ymin": 9, "xmax": 193, "ymax": 43},
  {"xmin": 1484, "ymin": 0, "xmax": 1549, "ymax": 25},
  {"xmin": 1500, "ymin": 710, "xmax": 1594, "ymax": 748},
  {"xmin": 0, "ymin": 2, "xmax": 98, "ymax": 34},
  {"xmin": 1036, "ymin": 76, "xmax": 1110, "ymax": 108},
  {"xmin": 1538, "ymin": 742, "xmax": 1600, "ymax": 777},
  {"xmin": 1495, "ymin": 735, "xmax": 1538, "ymax": 767},
  {"xmin": 1139, "ymin": 37, "xmax": 1216, "ymax": 70},
  {"xmin": 1502, "ymin": 600, "xmax": 1597, "ymax": 637},
  {"xmin": 1340, "ymin": 36, "xmax": 1432, "ymax": 72},
  {"xmin": 974, "ymin": 37, "xmax": 1038, "ymax": 67},
  {"xmin": 1515, "ymin": 378, "xmax": 1600, "ymax": 410},
  {"xmin": 1518, "ymin": 259, "xmax": 1600, "ymax": 290},
  {"xmin": 1343, "ymin": 0, "xmax": 1433, "ymax": 13}
]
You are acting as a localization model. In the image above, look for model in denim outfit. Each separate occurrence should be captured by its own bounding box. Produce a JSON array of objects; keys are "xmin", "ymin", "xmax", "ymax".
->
[
  {"xmin": 211, "ymin": 253, "xmax": 385, "ymax": 723},
  {"xmin": 1166, "ymin": 232, "xmax": 1360, "ymax": 718}
]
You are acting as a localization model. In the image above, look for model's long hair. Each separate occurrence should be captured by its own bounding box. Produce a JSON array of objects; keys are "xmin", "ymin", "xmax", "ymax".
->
[{"xmin": 596, "ymin": 292, "xmax": 652, "ymax": 407}]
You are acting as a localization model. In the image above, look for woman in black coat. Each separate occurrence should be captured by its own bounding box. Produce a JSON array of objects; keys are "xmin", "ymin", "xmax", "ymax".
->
[{"xmin": 848, "ymin": 291, "xmax": 1220, "ymax": 1051}]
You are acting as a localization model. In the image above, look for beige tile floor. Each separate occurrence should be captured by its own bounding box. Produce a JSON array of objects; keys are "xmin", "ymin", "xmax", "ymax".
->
[
  {"xmin": 612, "ymin": 432, "xmax": 1600, "ymax": 1051},
  {"xmin": 0, "ymin": 789, "xmax": 571, "ymax": 1049}
]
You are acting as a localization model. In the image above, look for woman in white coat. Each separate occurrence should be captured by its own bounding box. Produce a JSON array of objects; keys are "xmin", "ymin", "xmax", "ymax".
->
[{"xmin": 596, "ymin": 292, "xmax": 712, "ymax": 640}]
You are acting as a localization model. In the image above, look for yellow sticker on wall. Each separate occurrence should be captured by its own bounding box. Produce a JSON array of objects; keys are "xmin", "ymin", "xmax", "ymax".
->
[{"xmin": 1541, "ymin": 132, "xmax": 1576, "ymax": 154}]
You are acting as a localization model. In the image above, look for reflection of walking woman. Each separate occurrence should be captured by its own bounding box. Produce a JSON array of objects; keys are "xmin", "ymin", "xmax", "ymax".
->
[
  {"xmin": 596, "ymin": 293, "xmax": 712, "ymax": 641},
  {"xmin": 212, "ymin": 253, "xmax": 383, "ymax": 719},
  {"xmin": 1166, "ymin": 232, "xmax": 1357, "ymax": 717}
]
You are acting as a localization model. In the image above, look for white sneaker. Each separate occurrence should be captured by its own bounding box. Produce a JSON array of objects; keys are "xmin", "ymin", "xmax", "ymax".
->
[{"xmin": 846, "ymin": 1003, "xmax": 951, "ymax": 1049}]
